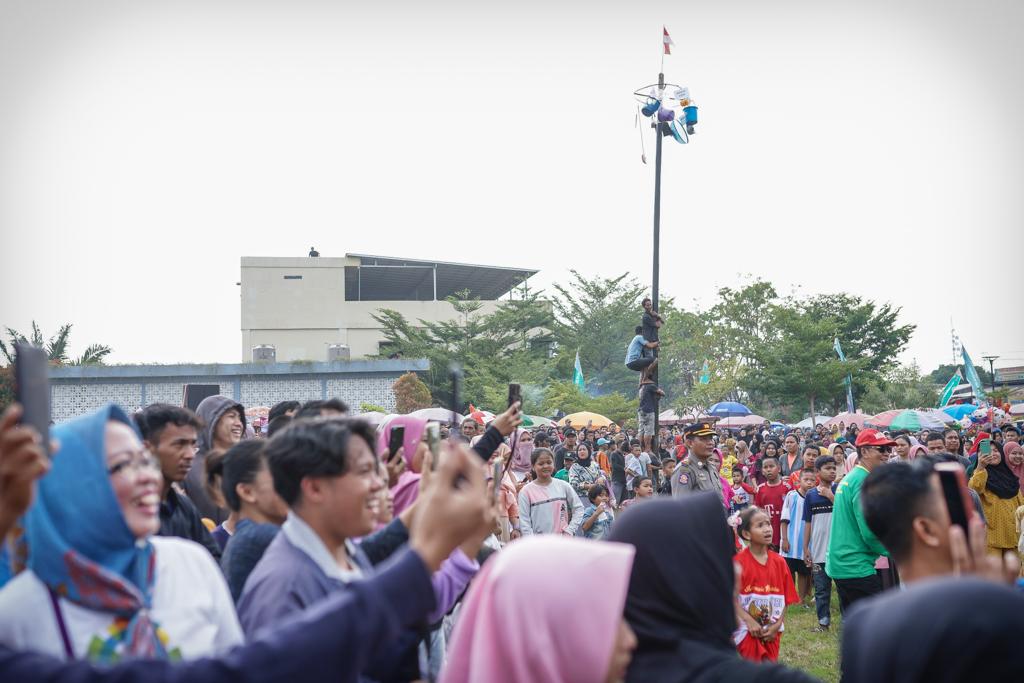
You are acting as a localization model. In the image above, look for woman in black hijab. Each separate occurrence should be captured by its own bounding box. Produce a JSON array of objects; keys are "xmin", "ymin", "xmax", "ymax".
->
[
  {"xmin": 842, "ymin": 577, "xmax": 1024, "ymax": 682},
  {"xmin": 608, "ymin": 495, "xmax": 815, "ymax": 682}
]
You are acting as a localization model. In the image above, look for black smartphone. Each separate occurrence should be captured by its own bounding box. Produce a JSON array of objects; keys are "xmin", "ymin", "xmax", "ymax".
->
[
  {"xmin": 14, "ymin": 343, "xmax": 51, "ymax": 455},
  {"xmin": 936, "ymin": 462, "xmax": 975, "ymax": 534},
  {"xmin": 388, "ymin": 426, "xmax": 405, "ymax": 461},
  {"xmin": 507, "ymin": 383, "xmax": 522, "ymax": 410}
]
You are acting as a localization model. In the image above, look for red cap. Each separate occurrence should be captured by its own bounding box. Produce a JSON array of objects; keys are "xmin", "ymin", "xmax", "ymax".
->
[{"xmin": 854, "ymin": 428, "xmax": 897, "ymax": 448}]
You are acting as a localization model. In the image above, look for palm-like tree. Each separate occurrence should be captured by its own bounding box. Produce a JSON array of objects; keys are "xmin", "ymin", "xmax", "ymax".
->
[{"xmin": 0, "ymin": 322, "xmax": 112, "ymax": 366}]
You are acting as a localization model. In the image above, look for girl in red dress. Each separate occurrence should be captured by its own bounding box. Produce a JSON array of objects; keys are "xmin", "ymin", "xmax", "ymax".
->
[{"xmin": 733, "ymin": 506, "xmax": 798, "ymax": 662}]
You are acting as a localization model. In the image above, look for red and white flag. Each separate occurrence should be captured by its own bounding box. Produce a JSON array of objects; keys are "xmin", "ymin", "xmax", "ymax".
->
[{"xmin": 663, "ymin": 26, "xmax": 674, "ymax": 55}]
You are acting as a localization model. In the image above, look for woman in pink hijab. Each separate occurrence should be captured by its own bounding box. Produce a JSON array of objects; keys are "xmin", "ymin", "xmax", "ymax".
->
[
  {"xmin": 1004, "ymin": 441, "xmax": 1024, "ymax": 494},
  {"xmin": 376, "ymin": 415, "xmax": 429, "ymax": 517},
  {"xmin": 442, "ymin": 536, "xmax": 638, "ymax": 683}
]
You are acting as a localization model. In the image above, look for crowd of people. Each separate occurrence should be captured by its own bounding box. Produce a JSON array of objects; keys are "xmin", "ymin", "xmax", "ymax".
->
[{"xmin": 0, "ymin": 380, "xmax": 1023, "ymax": 682}]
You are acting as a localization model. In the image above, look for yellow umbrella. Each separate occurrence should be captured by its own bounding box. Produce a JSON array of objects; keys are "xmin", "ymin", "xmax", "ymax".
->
[{"xmin": 558, "ymin": 411, "xmax": 613, "ymax": 429}]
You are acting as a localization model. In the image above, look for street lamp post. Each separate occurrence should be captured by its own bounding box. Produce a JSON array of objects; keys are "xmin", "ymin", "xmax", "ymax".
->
[{"xmin": 982, "ymin": 355, "xmax": 999, "ymax": 395}]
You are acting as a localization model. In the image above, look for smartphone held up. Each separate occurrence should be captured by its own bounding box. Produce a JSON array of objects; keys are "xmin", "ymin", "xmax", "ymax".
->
[{"xmin": 14, "ymin": 343, "xmax": 51, "ymax": 455}]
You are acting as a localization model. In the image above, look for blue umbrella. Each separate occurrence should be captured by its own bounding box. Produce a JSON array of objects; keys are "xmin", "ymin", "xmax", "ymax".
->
[
  {"xmin": 942, "ymin": 404, "xmax": 979, "ymax": 421},
  {"xmin": 708, "ymin": 401, "xmax": 752, "ymax": 418}
]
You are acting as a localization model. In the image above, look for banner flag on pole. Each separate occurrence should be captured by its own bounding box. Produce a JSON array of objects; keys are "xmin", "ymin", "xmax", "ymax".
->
[
  {"xmin": 699, "ymin": 359, "xmax": 710, "ymax": 385},
  {"xmin": 937, "ymin": 370, "xmax": 963, "ymax": 408},
  {"xmin": 663, "ymin": 27, "xmax": 674, "ymax": 55},
  {"xmin": 573, "ymin": 350, "xmax": 585, "ymax": 391},
  {"xmin": 834, "ymin": 337, "xmax": 855, "ymax": 413},
  {"xmin": 961, "ymin": 344, "xmax": 986, "ymax": 402}
]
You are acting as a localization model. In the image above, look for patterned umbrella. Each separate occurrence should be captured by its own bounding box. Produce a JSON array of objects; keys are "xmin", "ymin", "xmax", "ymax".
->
[
  {"xmin": 887, "ymin": 410, "xmax": 950, "ymax": 432},
  {"xmin": 865, "ymin": 409, "xmax": 904, "ymax": 428}
]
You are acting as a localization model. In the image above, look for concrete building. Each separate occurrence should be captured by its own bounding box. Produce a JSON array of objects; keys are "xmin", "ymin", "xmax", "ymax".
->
[
  {"xmin": 240, "ymin": 254, "xmax": 537, "ymax": 362},
  {"xmin": 48, "ymin": 359, "xmax": 427, "ymax": 422}
]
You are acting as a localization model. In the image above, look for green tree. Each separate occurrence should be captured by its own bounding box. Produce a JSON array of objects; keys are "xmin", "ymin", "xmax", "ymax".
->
[
  {"xmin": 747, "ymin": 307, "xmax": 865, "ymax": 420},
  {"xmin": 858, "ymin": 363, "xmax": 940, "ymax": 413},
  {"xmin": 0, "ymin": 366, "xmax": 13, "ymax": 412},
  {"xmin": 539, "ymin": 380, "xmax": 639, "ymax": 426},
  {"xmin": 801, "ymin": 294, "xmax": 914, "ymax": 407},
  {"xmin": 925, "ymin": 363, "xmax": 992, "ymax": 387},
  {"xmin": 0, "ymin": 322, "xmax": 112, "ymax": 366},
  {"xmin": 373, "ymin": 287, "xmax": 554, "ymax": 411},
  {"xmin": 392, "ymin": 372, "xmax": 433, "ymax": 413},
  {"xmin": 550, "ymin": 271, "xmax": 646, "ymax": 395}
]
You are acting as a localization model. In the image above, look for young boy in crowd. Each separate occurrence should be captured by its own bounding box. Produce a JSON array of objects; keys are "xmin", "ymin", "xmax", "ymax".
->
[
  {"xmin": 658, "ymin": 458, "xmax": 676, "ymax": 496},
  {"xmin": 753, "ymin": 456, "xmax": 791, "ymax": 553},
  {"xmin": 802, "ymin": 454, "xmax": 838, "ymax": 632},
  {"xmin": 578, "ymin": 484, "xmax": 615, "ymax": 540},
  {"xmin": 554, "ymin": 451, "xmax": 575, "ymax": 482},
  {"xmin": 780, "ymin": 468, "xmax": 817, "ymax": 606},
  {"xmin": 729, "ymin": 465, "xmax": 756, "ymax": 515},
  {"xmin": 788, "ymin": 445, "xmax": 820, "ymax": 489},
  {"xmin": 624, "ymin": 441, "xmax": 645, "ymax": 499}
]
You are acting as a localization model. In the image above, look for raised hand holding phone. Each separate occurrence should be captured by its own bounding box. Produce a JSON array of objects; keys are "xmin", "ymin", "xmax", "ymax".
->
[{"xmin": 0, "ymin": 404, "xmax": 53, "ymax": 536}]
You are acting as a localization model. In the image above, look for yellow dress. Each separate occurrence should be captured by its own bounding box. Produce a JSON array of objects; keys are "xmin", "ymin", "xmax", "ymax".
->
[{"xmin": 968, "ymin": 468, "xmax": 1024, "ymax": 552}]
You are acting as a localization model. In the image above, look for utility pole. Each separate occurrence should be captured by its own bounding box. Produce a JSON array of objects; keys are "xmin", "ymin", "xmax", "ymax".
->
[
  {"xmin": 982, "ymin": 355, "xmax": 999, "ymax": 395},
  {"xmin": 634, "ymin": 34, "xmax": 698, "ymax": 452}
]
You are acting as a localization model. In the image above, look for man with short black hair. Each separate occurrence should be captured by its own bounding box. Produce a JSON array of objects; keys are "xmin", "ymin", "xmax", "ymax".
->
[
  {"xmin": 553, "ymin": 428, "xmax": 577, "ymax": 474},
  {"xmin": 826, "ymin": 429, "xmax": 892, "ymax": 612},
  {"xmin": 625, "ymin": 325, "xmax": 659, "ymax": 379},
  {"xmin": 238, "ymin": 419, "xmax": 486, "ymax": 681},
  {"xmin": 135, "ymin": 403, "xmax": 222, "ymax": 559},
  {"xmin": 294, "ymin": 398, "xmax": 349, "ymax": 420},
  {"xmin": 925, "ymin": 432, "xmax": 946, "ymax": 454}
]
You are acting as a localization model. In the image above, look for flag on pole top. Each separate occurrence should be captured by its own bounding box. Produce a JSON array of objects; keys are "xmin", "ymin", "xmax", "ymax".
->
[{"xmin": 663, "ymin": 27, "xmax": 674, "ymax": 55}]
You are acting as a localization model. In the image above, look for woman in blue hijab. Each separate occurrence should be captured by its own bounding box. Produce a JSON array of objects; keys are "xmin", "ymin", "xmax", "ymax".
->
[{"xmin": 0, "ymin": 404, "xmax": 242, "ymax": 662}]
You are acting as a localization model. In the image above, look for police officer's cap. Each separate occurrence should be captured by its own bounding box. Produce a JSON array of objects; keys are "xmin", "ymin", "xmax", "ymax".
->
[{"xmin": 683, "ymin": 422, "xmax": 716, "ymax": 438}]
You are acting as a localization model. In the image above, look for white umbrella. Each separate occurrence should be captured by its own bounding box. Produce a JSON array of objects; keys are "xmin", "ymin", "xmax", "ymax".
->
[
  {"xmin": 793, "ymin": 415, "xmax": 833, "ymax": 429},
  {"xmin": 355, "ymin": 411, "xmax": 390, "ymax": 426},
  {"xmin": 409, "ymin": 407, "xmax": 464, "ymax": 423}
]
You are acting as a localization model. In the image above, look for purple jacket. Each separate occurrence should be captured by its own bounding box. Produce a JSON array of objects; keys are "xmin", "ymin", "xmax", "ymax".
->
[{"xmin": 0, "ymin": 548, "xmax": 435, "ymax": 683}]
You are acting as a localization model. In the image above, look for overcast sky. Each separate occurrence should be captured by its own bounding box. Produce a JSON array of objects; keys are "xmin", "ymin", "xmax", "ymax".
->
[{"xmin": 1, "ymin": 0, "xmax": 1021, "ymax": 373}]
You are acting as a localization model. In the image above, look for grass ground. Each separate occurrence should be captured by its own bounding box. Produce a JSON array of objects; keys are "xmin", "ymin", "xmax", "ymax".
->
[{"xmin": 777, "ymin": 591, "xmax": 842, "ymax": 682}]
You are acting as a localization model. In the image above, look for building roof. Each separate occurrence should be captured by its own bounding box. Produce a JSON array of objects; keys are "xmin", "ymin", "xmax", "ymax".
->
[{"xmin": 344, "ymin": 253, "xmax": 537, "ymax": 301}]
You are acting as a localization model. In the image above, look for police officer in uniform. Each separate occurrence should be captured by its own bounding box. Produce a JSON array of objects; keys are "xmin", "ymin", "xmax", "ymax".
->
[{"xmin": 671, "ymin": 422, "xmax": 724, "ymax": 505}]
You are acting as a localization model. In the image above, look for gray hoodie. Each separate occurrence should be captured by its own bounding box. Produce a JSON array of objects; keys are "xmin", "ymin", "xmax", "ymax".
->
[{"xmin": 184, "ymin": 395, "xmax": 247, "ymax": 523}]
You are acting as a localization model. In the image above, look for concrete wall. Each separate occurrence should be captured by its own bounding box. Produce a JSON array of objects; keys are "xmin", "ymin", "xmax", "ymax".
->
[
  {"xmin": 48, "ymin": 359, "xmax": 428, "ymax": 422},
  {"xmin": 239, "ymin": 257, "xmax": 505, "ymax": 361}
]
